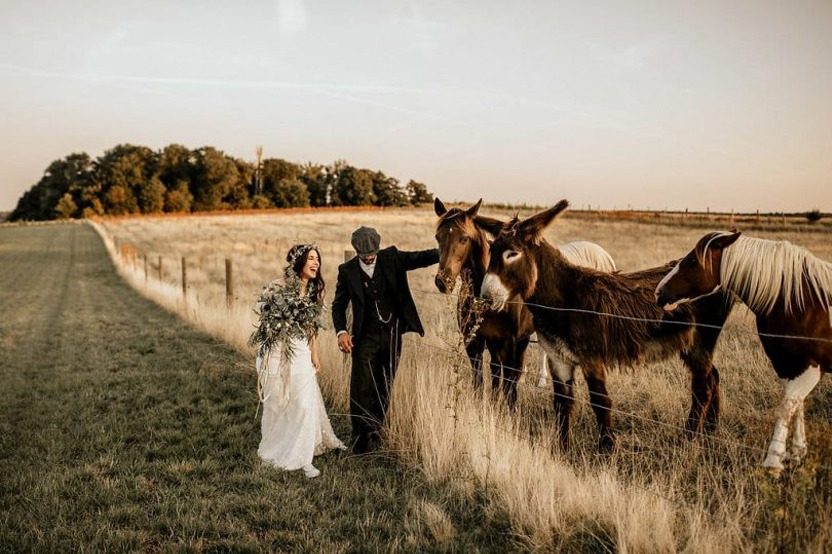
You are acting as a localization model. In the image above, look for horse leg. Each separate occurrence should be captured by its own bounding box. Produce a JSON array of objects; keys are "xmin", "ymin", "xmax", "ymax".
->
[
  {"xmin": 704, "ymin": 365, "xmax": 721, "ymax": 433},
  {"xmin": 486, "ymin": 341, "xmax": 503, "ymax": 404},
  {"xmin": 786, "ymin": 402, "xmax": 807, "ymax": 463},
  {"xmin": 583, "ymin": 362, "xmax": 615, "ymax": 452},
  {"xmin": 549, "ymin": 355, "xmax": 576, "ymax": 451},
  {"xmin": 503, "ymin": 337, "xmax": 530, "ymax": 410},
  {"xmin": 465, "ymin": 335, "xmax": 486, "ymax": 391},
  {"xmin": 762, "ymin": 366, "xmax": 821, "ymax": 476},
  {"xmin": 680, "ymin": 349, "xmax": 718, "ymax": 439}
]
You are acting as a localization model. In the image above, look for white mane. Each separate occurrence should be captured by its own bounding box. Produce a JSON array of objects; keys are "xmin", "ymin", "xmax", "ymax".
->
[
  {"xmin": 558, "ymin": 241, "xmax": 617, "ymax": 272},
  {"xmin": 715, "ymin": 235, "xmax": 832, "ymax": 315}
]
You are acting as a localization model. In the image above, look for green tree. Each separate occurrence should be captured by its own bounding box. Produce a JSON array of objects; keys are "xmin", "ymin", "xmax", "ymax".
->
[
  {"xmin": 331, "ymin": 166, "xmax": 375, "ymax": 206},
  {"xmin": 371, "ymin": 171, "xmax": 408, "ymax": 206},
  {"xmin": 94, "ymin": 144, "xmax": 158, "ymax": 214},
  {"xmin": 104, "ymin": 185, "xmax": 138, "ymax": 215},
  {"xmin": 300, "ymin": 162, "xmax": 330, "ymax": 206},
  {"xmin": 405, "ymin": 180, "xmax": 433, "ymax": 205},
  {"xmin": 164, "ymin": 180, "xmax": 193, "ymax": 212},
  {"xmin": 10, "ymin": 152, "xmax": 94, "ymax": 221},
  {"xmin": 54, "ymin": 193, "xmax": 78, "ymax": 219},
  {"xmin": 190, "ymin": 147, "xmax": 241, "ymax": 211}
]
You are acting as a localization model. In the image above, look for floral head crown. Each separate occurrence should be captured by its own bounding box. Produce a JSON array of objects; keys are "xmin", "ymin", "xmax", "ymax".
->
[{"xmin": 286, "ymin": 244, "xmax": 319, "ymax": 272}]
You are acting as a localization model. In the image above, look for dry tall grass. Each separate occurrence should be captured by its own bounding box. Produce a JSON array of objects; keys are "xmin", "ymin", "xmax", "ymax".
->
[{"xmin": 93, "ymin": 208, "xmax": 832, "ymax": 552}]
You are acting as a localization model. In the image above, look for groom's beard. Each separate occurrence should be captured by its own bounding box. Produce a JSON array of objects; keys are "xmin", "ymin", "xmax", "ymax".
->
[{"xmin": 359, "ymin": 258, "xmax": 376, "ymax": 278}]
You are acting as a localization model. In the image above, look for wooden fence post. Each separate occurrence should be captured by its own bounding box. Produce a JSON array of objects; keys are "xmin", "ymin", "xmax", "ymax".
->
[
  {"xmin": 143, "ymin": 255, "xmax": 148, "ymax": 282},
  {"xmin": 225, "ymin": 258, "xmax": 233, "ymax": 307},
  {"xmin": 181, "ymin": 256, "xmax": 187, "ymax": 299},
  {"xmin": 158, "ymin": 256, "xmax": 163, "ymax": 282}
]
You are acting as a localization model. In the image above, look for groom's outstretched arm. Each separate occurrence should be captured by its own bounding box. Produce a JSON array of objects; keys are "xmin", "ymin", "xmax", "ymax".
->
[
  {"xmin": 331, "ymin": 265, "xmax": 350, "ymax": 335},
  {"xmin": 396, "ymin": 247, "xmax": 439, "ymax": 271}
]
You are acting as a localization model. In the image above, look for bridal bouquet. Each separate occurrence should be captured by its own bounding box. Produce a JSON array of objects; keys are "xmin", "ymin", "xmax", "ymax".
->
[{"xmin": 248, "ymin": 274, "xmax": 323, "ymax": 362}]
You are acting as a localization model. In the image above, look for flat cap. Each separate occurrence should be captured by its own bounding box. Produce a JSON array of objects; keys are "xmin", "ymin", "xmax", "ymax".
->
[{"xmin": 351, "ymin": 226, "xmax": 381, "ymax": 255}]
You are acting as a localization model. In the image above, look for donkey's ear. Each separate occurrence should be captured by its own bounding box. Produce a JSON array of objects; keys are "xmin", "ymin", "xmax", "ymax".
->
[
  {"xmin": 711, "ymin": 231, "xmax": 741, "ymax": 250},
  {"xmin": 473, "ymin": 215, "xmax": 506, "ymax": 236},
  {"xmin": 518, "ymin": 199, "xmax": 569, "ymax": 244},
  {"xmin": 465, "ymin": 198, "xmax": 483, "ymax": 218},
  {"xmin": 434, "ymin": 197, "xmax": 448, "ymax": 217}
]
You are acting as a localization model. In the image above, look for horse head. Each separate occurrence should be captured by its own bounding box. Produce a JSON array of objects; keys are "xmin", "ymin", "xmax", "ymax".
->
[
  {"xmin": 433, "ymin": 197, "xmax": 486, "ymax": 294},
  {"xmin": 655, "ymin": 231, "xmax": 741, "ymax": 311},
  {"xmin": 481, "ymin": 200, "xmax": 569, "ymax": 311}
]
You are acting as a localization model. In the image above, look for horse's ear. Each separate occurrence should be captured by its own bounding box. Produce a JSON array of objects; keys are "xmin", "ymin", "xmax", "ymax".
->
[
  {"xmin": 518, "ymin": 200, "xmax": 569, "ymax": 244},
  {"xmin": 473, "ymin": 215, "xmax": 505, "ymax": 236},
  {"xmin": 434, "ymin": 197, "xmax": 448, "ymax": 217},
  {"xmin": 465, "ymin": 198, "xmax": 483, "ymax": 218},
  {"xmin": 711, "ymin": 231, "xmax": 742, "ymax": 251}
]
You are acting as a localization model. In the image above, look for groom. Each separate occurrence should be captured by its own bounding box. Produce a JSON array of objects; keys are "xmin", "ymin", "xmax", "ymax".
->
[{"xmin": 332, "ymin": 226, "xmax": 438, "ymax": 454}]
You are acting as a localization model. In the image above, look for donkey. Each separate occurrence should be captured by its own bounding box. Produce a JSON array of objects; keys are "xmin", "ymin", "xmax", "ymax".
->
[
  {"xmin": 655, "ymin": 231, "xmax": 832, "ymax": 476},
  {"xmin": 479, "ymin": 200, "xmax": 734, "ymax": 451},
  {"xmin": 433, "ymin": 198, "xmax": 616, "ymax": 408}
]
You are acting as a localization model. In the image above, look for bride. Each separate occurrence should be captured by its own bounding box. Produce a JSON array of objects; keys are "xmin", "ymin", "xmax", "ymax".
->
[{"xmin": 251, "ymin": 244, "xmax": 345, "ymax": 478}]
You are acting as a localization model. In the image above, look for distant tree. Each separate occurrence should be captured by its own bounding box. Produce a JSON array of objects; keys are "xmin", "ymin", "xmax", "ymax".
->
[
  {"xmin": 104, "ymin": 185, "xmax": 139, "ymax": 215},
  {"xmin": 226, "ymin": 158, "xmax": 255, "ymax": 209},
  {"xmin": 54, "ymin": 193, "xmax": 78, "ymax": 219},
  {"xmin": 405, "ymin": 180, "xmax": 433, "ymax": 205},
  {"xmin": 331, "ymin": 166, "xmax": 375, "ymax": 206},
  {"xmin": 805, "ymin": 209, "xmax": 823, "ymax": 223},
  {"xmin": 164, "ymin": 179, "xmax": 193, "ymax": 212},
  {"xmin": 371, "ymin": 171, "xmax": 408, "ymax": 206},
  {"xmin": 136, "ymin": 176, "xmax": 166, "ymax": 213},
  {"xmin": 251, "ymin": 194, "xmax": 274, "ymax": 209},
  {"xmin": 10, "ymin": 153, "xmax": 96, "ymax": 220},
  {"xmin": 190, "ymin": 147, "xmax": 241, "ymax": 211},
  {"xmin": 272, "ymin": 177, "xmax": 310, "ymax": 207},
  {"xmin": 93, "ymin": 144, "xmax": 159, "ymax": 215},
  {"xmin": 300, "ymin": 162, "xmax": 330, "ymax": 206},
  {"xmin": 261, "ymin": 159, "xmax": 308, "ymax": 207}
]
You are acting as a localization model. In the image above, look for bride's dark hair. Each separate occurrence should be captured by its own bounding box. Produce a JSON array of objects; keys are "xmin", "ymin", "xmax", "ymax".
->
[{"xmin": 286, "ymin": 244, "xmax": 325, "ymax": 304}]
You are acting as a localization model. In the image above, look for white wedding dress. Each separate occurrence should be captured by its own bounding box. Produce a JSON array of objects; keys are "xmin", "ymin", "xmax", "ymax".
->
[{"xmin": 256, "ymin": 337, "xmax": 345, "ymax": 473}]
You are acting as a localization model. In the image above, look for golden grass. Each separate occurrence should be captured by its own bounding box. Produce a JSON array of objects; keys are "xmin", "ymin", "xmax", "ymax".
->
[{"xmin": 93, "ymin": 207, "xmax": 832, "ymax": 552}]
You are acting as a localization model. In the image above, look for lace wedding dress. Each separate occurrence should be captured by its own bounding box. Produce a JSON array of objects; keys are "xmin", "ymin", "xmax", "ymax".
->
[{"xmin": 256, "ymin": 337, "xmax": 345, "ymax": 474}]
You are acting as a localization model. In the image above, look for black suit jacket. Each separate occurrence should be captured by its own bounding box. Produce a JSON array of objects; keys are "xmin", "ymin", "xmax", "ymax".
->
[{"xmin": 331, "ymin": 246, "xmax": 439, "ymax": 341}]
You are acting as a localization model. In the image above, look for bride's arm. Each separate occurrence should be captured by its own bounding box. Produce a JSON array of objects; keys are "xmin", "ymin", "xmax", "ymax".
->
[{"xmin": 310, "ymin": 335, "xmax": 321, "ymax": 373}]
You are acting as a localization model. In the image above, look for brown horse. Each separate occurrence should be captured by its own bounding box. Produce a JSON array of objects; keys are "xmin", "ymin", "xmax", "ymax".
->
[
  {"xmin": 433, "ymin": 198, "xmax": 617, "ymax": 408},
  {"xmin": 479, "ymin": 201, "xmax": 734, "ymax": 451},
  {"xmin": 655, "ymin": 231, "xmax": 832, "ymax": 475}
]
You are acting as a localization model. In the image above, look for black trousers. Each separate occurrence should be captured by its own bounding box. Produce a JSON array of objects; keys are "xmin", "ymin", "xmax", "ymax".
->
[{"xmin": 350, "ymin": 321, "xmax": 403, "ymax": 452}]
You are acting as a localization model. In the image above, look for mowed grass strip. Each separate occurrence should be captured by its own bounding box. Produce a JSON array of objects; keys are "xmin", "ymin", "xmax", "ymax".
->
[{"xmin": 0, "ymin": 224, "xmax": 513, "ymax": 552}]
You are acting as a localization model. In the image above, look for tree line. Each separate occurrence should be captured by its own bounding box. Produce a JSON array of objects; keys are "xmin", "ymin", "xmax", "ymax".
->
[{"xmin": 9, "ymin": 144, "xmax": 434, "ymax": 221}]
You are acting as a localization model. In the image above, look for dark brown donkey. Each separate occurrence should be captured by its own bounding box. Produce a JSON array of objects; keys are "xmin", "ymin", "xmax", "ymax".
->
[
  {"xmin": 655, "ymin": 231, "xmax": 832, "ymax": 476},
  {"xmin": 433, "ymin": 198, "xmax": 616, "ymax": 408},
  {"xmin": 480, "ymin": 201, "xmax": 734, "ymax": 451}
]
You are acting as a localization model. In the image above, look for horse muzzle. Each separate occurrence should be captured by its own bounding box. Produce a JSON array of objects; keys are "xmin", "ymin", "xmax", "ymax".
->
[{"xmin": 481, "ymin": 273, "xmax": 509, "ymax": 311}]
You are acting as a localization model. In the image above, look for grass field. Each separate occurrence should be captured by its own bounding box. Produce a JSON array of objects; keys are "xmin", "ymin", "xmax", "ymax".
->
[
  {"xmin": 90, "ymin": 206, "xmax": 832, "ymax": 552},
  {"xmin": 0, "ymin": 223, "xmax": 518, "ymax": 552}
]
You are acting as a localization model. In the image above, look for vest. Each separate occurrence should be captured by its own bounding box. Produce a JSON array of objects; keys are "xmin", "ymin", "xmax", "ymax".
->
[{"xmin": 359, "ymin": 266, "xmax": 399, "ymax": 328}]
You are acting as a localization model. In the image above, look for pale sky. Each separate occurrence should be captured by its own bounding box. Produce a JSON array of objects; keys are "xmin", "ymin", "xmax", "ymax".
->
[{"xmin": 1, "ymin": 0, "xmax": 831, "ymax": 212}]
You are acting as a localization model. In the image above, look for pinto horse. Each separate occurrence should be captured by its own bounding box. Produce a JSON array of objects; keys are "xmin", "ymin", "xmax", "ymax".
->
[
  {"xmin": 655, "ymin": 231, "xmax": 832, "ymax": 476},
  {"xmin": 480, "ymin": 201, "xmax": 735, "ymax": 451},
  {"xmin": 433, "ymin": 198, "xmax": 616, "ymax": 408}
]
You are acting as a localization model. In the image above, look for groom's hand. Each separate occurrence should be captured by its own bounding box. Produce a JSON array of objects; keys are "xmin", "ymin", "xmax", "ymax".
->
[{"xmin": 338, "ymin": 333, "xmax": 353, "ymax": 354}]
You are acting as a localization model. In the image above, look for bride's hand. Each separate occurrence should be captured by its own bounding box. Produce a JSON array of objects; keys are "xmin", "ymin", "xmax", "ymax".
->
[{"xmin": 311, "ymin": 352, "xmax": 321, "ymax": 373}]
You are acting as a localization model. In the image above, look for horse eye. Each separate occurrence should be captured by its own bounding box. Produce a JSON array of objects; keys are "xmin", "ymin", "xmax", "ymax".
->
[{"xmin": 459, "ymin": 236, "xmax": 469, "ymax": 243}]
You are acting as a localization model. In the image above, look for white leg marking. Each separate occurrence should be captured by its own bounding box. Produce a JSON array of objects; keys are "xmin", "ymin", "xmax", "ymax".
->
[
  {"xmin": 762, "ymin": 366, "xmax": 821, "ymax": 473},
  {"xmin": 788, "ymin": 402, "xmax": 807, "ymax": 462},
  {"xmin": 536, "ymin": 350, "xmax": 549, "ymax": 387}
]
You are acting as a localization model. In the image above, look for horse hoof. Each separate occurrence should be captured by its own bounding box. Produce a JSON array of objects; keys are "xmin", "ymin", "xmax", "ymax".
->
[
  {"xmin": 761, "ymin": 456, "xmax": 784, "ymax": 478},
  {"xmin": 598, "ymin": 435, "xmax": 616, "ymax": 454},
  {"xmin": 787, "ymin": 446, "xmax": 807, "ymax": 464}
]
